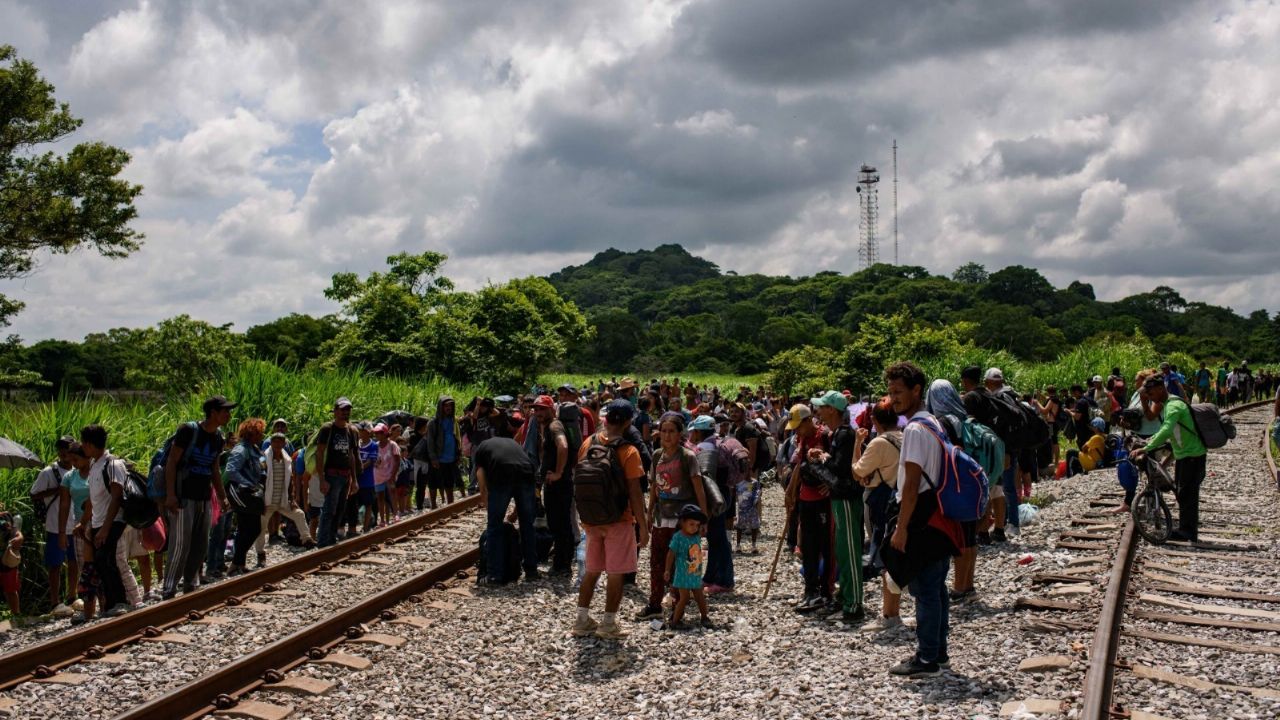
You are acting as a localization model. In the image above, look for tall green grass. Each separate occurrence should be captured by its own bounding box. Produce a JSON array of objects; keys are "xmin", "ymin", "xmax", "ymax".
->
[{"xmin": 542, "ymin": 372, "xmax": 769, "ymax": 394}]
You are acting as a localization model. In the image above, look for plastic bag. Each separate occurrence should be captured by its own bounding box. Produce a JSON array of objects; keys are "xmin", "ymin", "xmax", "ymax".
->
[
  {"xmin": 141, "ymin": 517, "xmax": 167, "ymax": 552},
  {"xmin": 1018, "ymin": 503, "xmax": 1041, "ymax": 526}
]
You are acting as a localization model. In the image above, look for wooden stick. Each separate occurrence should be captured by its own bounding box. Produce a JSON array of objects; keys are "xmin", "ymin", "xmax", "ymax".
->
[{"xmin": 762, "ymin": 503, "xmax": 794, "ymax": 600}]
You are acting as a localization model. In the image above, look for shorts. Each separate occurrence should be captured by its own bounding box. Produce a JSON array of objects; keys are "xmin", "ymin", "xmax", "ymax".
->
[
  {"xmin": 582, "ymin": 522, "xmax": 639, "ymax": 575},
  {"xmin": 45, "ymin": 531, "xmax": 77, "ymax": 567},
  {"xmin": 357, "ymin": 487, "xmax": 377, "ymax": 508},
  {"xmin": 427, "ymin": 462, "xmax": 459, "ymax": 491},
  {"xmin": 1018, "ymin": 448, "xmax": 1036, "ymax": 474},
  {"xmin": 307, "ymin": 505, "xmax": 323, "ymax": 522},
  {"xmin": 989, "ymin": 483, "xmax": 1005, "ymax": 500},
  {"xmin": 959, "ymin": 520, "xmax": 978, "ymax": 549},
  {"xmin": 0, "ymin": 567, "xmax": 18, "ymax": 594}
]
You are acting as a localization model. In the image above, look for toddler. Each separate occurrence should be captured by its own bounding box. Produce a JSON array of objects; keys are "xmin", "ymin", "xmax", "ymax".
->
[{"xmin": 664, "ymin": 504, "xmax": 713, "ymax": 630}]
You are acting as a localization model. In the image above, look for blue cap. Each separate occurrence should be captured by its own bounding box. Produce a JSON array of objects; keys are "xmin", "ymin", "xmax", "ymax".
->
[
  {"xmin": 688, "ymin": 415, "xmax": 715, "ymax": 432},
  {"xmin": 1091, "ymin": 417, "xmax": 1106, "ymax": 432},
  {"xmin": 604, "ymin": 399, "xmax": 635, "ymax": 423}
]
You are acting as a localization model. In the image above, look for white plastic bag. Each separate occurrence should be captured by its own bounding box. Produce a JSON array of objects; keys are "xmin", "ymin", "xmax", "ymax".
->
[{"xmin": 1018, "ymin": 503, "xmax": 1041, "ymax": 526}]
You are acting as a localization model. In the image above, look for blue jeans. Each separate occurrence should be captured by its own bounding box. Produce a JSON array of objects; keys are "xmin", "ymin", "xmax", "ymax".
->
[
  {"xmin": 701, "ymin": 509, "xmax": 734, "ymax": 588},
  {"xmin": 484, "ymin": 480, "xmax": 538, "ymax": 581},
  {"xmin": 206, "ymin": 511, "xmax": 231, "ymax": 575},
  {"xmin": 1002, "ymin": 455, "xmax": 1020, "ymax": 528},
  {"xmin": 908, "ymin": 555, "xmax": 950, "ymax": 664},
  {"xmin": 318, "ymin": 473, "xmax": 349, "ymax": 547}
]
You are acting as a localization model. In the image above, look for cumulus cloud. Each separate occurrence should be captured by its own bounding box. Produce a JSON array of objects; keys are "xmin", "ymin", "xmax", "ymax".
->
[{"xmin": 1, "ymin": 0, "xmax": 1278, "ymax": 341}]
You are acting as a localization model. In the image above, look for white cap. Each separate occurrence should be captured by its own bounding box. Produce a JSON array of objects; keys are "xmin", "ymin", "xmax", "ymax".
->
[{"xmin": 984, "ymin": 368, "xmax": 1004, "ymax": 382}]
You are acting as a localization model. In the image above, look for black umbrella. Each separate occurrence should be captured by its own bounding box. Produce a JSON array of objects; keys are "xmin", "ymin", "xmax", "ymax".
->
[
  {"xmin": 376, "ymin": 410, "xmax": 416, "ymax": 429},
  {"xmin": 0, "ymin": 437, "xmax": 44, "ymax": 469}
]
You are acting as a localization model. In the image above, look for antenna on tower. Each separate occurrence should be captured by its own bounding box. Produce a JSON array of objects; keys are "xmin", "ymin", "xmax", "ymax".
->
[
  {"xmin": 892, "ymin": 140, "xmax": 899, "ymax": 265},
  {"xmin": 856, "ymin": 164, "xmax": 880, "ymax": 269}
]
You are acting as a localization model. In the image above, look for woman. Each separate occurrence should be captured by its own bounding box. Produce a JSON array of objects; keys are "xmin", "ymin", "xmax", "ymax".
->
[
  {"xmin": 222, "ymin": 419, "xmax": 267, "ymax": 577},
  {"xmin": 926, "ymin": 379, "xmax": 979, "ymax": 600},
  {"xmin": 852, "ymin": 398, "xmax": 902, "ymax": 632},
  {"xmin": 808, "ymin": 391, "xmax": 863, "ymax": 623},
  {"xmin": 635, "ymin": 415, "xmax": 708, "ymax": 621},
  {"xmin": 1041, "ymin": 386, "xmax": 1062, "ymax": 471}
]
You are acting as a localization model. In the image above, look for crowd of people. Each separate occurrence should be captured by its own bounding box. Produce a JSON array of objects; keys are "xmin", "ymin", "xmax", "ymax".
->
[{"xmin": 1, "ymin": 359, "xmax": 1271, "ymax": 679}]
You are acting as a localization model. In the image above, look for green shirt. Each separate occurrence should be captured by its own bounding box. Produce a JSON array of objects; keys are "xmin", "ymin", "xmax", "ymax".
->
[{"xmin": 1143, "ymin": 396, "xmax": 1206, "ymax": 460}]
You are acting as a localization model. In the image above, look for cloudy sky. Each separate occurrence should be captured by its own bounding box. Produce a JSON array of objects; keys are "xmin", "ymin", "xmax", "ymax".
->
[{"xmin": 2, "ymin": 0, "xmax": 1278, "ymax": 340}]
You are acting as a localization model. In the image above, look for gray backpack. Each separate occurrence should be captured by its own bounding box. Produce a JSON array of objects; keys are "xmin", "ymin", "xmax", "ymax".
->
[{"xmin": 1189, "ymin": 403, "xmax": 1235, "ymax": 449}]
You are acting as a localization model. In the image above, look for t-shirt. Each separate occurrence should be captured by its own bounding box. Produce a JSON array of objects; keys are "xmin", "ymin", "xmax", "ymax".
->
[
  {"xmin": 62, "ymin": 469, "xmax": 90, "ymax": 524},
  {"xmin": 576, "ymin": 433, "xmax": 644, "ymax": 526},
  {"xmin": 668, "ymin": 530, "xmax": 704, "ymax": 590},
  {"xmin": 358, "ymin": 440, "xmax": 378, "ymax": 488},
  {"xmin": 474, "ymin": 437, "xmax": 536, "ymax": 484},
  {"xmin": 173, "ymin": 422, "xmax": 225, "ymax": 501},
  {"xmin": 316, "ymin": 423, "xmax": 359, "ymax": 474},
  {"xmin": 439, "ymin": 418, "xmax": 457, "ymax": 464},
  {"xmin": 853, "ymin": 431, "xmax": 901, "ymax": 490},
  {"xmin": 88, "ymin": 454, "xmax": 127, "ymax": 528},
  {"xmin": 791, "ymin": 428, "xmax": 830, "ymax": 502},
  {"xmin": 734, "ymin": 422, "xmax": 761, "ymax": 469},
  {"xmin": 650, "ymin": 446, "xmax": 703, "ymax": 527},
  {"xmin": 1218, "ymin": 368, "xmax": 1229, "ymax": 387},
  {"xmin": 374, "ymin": 441, "xmax": 401, "ymax": 487},
  {"xmin": 1195, "ymin": 369, "xmax": 1211, "ymax": 388},
  {"xmin": 31, "ymin": 463, "xmax": 69, "ymax": 533},
  {"xmin": 538, "ymin": 419, "xmax": 567, "ymax": 476},
  {"xmin": 897, "ymin": 412, "xmax": 944, "ymax": 502}
]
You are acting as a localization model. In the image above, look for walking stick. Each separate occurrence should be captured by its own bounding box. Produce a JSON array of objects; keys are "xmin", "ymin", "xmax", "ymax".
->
[{"xmin": 762, "ymin": 503, "xmax": 794, "ymax": 600}]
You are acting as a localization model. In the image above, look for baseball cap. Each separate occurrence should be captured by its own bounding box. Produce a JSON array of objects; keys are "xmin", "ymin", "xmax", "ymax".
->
[
  {"xmin": 960, "ymin": 366, "xmax": 982, "ymax": 383},
  {"xmin": 785, "ymin": 404, "xmax": 813, "ymax": 431},
  {"xmin": 334, "ymin": 397, "xmax": 353, "ymax": 410},
  {"xmin": 1090, "ymin": 417, "xmax": 1106, "ymax": 432},
  {"xmin": 1091, "ymin": 375, "xmax": 1103, "ymax": 383},
  {"xmin": 604, "ymin": 399, "xmax": 635, "ymax": 424},
  {"xmin": 984, "ymin": 368, "xmax": 1004, "ymax": 382},
  {"xmin": 811, "ymin": 390, "xmax": 849, "ymax": 412},
  {"xmin": 533, "ymin": 395, "xmax": 555, "ymax": 409},
  {"xmin": 271, "ymin": 418, "xmax": 288, "ymax": 428},
  {"xmin": 372, "ymin": 423, "xmax": 389, "ymax": 434},
  {"xmin": 202, "ymin": 395, "xmax": 238, "ymax": 413},
  {"xmin": 557, "ymin": 383, "xmax": 577, "ymax": 394},
  {"xmin": 688, "ymin": 415, "xmax": 715, "ymax": 432},
  {"xmin": 494, "ymin": 395, "xmax": 514, "ymax": 407},
  {"xmin": 678, "ymin": 504, "xmax": 708, "ymax": 523},
  {"xmin": 270, "ymin": 431, "xmax": 288, "ymax": 441}
]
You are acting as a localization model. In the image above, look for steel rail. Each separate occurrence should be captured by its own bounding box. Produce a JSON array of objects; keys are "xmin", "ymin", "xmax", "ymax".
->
[
  {"xmin": 0, "ymin": 494, "xmax": 480, "ymax": 691},
  {"xmin": 114, "ymin": 548, "xmax": 480, "ymax": 720},
  {"xmin": 1078, "ymin": 399, "xmax": 1271, "ymax": 719}
]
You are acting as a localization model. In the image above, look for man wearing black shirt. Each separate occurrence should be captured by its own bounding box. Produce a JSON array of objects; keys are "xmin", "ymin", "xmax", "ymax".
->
[
  {"xmin": 474, "ymin": 437, "xmax": 539, "ymax": 583},
  {"xmin": 315, "ymin": 397, "xmax": 361, "ymax": 547},
  {"xmin": 161, "ymin": 395, "xmax": 233, "ymax": 599}
]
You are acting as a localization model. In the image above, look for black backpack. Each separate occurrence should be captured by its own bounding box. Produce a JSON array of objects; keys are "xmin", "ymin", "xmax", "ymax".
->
[
  {"xmin": 109, "ymin": 459, "xmax": 160, "ymax": 530},
  {"xmin": 573, "ymin": 436, "xmax": 630, "ymax": 525},
  {"xmin": 477, "ymin": 522, "xmax": 521, "ymax": 583},
  {"xmin": 557, "ymin": 403, "xmax": 584, "ymax": 469}
]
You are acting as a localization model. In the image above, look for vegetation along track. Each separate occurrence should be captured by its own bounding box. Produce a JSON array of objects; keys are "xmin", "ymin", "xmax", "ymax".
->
[
  {"xmin": 0, "ymin": 496, "xmax": 482, "ymax": 719},
  {"xmin": 1081, "ymin": 401, "xmax": 1280, "ymax": 720}
]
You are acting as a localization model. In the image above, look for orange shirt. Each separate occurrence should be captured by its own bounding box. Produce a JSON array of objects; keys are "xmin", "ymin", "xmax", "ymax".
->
[{"xmin": 577, "ymin": 432, "xmax": 644, "ymax": 526}]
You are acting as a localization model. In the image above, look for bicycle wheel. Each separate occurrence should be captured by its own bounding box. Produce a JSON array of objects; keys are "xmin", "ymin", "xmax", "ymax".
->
[{"xmin": 1133, "ymin": 489, "xmax": 1172, "ymax": 544}]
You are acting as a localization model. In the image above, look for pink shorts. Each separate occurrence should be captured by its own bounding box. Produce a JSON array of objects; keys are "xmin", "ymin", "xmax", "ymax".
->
[{"xmin": 583, "ymin": 522, "xmax": 638, "ymax": 575}]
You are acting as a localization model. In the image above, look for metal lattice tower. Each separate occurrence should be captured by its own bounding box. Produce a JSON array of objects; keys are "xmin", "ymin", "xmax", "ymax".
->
[
  {"xmin": 892, "ymin": 140, "xmax": 899, "ymax": 265},
  {"xmin": 856, "ymin": 164, "xmax": 880, "ymax": 269}
]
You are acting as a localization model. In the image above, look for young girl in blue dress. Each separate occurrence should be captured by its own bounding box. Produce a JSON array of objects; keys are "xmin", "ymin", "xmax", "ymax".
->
[{"xmin": 664, "ymin": 504, "xmax": 713, "ymax": 629}]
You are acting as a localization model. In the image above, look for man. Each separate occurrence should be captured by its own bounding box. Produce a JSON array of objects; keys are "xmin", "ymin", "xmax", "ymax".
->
[
  {"xmin": 1194, "ymin": 363, "xmax": 1212, "ymax": 403},
  {"xmin": 809, "ymin": 390, "xmax": 864, "ymax": 623},
  {"xmin": 1217, "ymin": 361, "xmax": 1230, "ymax": 406},
  {"xmin": 1068, "ymin": 384, "xmax": 1094, "ymax": 448},
  {"xmin": 162, "ymin": 396, "xmax": 233, "ymax": 599},
  {"xmin": 409, "ymin": 417, "xmax": 431, "ymax": 509},
  {"xmin": 886, "ymin": 362, "xmax": 954, "ymax": 678},
  {"xmin": 460, "ymin": 397, "xmax": 499, "ymax": 494},
  {"xmin": 530, "ymin": 395, "xmax": 574, "ymax": 575},
  {"xmin": 1106, "ymin": 368, "xmax": 1129, "ymax": 408},
  {"xmin": 256, "ymin": 431, "xmax": 315, "ymax": 562},
  {"xmin": 1088, "ymin": 375, "xmax": 1113, "ymax": 427},
  {"xmin": 80, "ymin": 424, "xmax": 132, "ymax": 616},
  {"xmin": 260, "ymin": 418, "xmax": 295, "ymax": 455},
  {"xmin": 572, "ymin": 400, "xmax": 648, "ymax": 640},
  {"xmin": 30, "ymin": 436, "xmax": 76, "ymax": 616},
  {"xmin": 729, "ymin": 403, "xmax": 762, "ymax": 479},
  {"xmin": 474, "ymin": 436, "xmax": 540, "ymax": 584},
  {"xmin": 315, "ymin": 397, "xmax": 361, "ymax": 547},
  {"xmin": 426, "ymin": 396, "xmax": 461, "ymax": 507},
  {"xmin": 1130, "ymin": 375, "xmax": 1208, "ymax": 542},
  {"xmin": 1161, "ymin": 362, "xmax": 1186, "ymax": 398}
]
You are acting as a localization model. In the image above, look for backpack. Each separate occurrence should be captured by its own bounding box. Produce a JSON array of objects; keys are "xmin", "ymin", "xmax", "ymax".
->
[
  {"xmin": 750, "ymin": 430, "xmax": 773, "ymax": 474},
  {"xmin": 573, "ymin": 436, "xmax": 631, "ymax": 525},
  {"xmin": 109, "ymin": 459, "xmax": 160, "ymax": 530},
  {"xmin": 714, "ymin": 436, "xmax": 750, "ymax": 490},
  {"xmin": 148, "ymin": 421, "xmax": 198, "ymax": 500},
  {"xmin": 960, "ymin": 419, "xmax": 1005, "ymax": 482},
  {"xmin": 556, "ymin": 403, "xmax": 585, "ymax": 468},
  {"xmin": 477, "ymin": 522, "xmax": 522, "ymax": 583},
  {"xmin": 909, "ymin": 417, "xmax": 990, "ymax": 523},
  {"xmin": 1189, "ymin": 403, "xmax": 1236, "ymax": 450},
  {"xmin": 762, "ymin": 435, "xmax": 779, "ymax": 468},
  {"xmin": 1053, "ymin": 402, "xmax": 1071, "ymax": 432}
]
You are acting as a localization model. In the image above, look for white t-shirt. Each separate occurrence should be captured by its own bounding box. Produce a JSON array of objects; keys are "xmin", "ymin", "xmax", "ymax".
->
[
  {"xmin": 30, "ymin": 464, "xmax": 69, "ymax": 534},
  {"xmin": 87, "ymin": 454, "xmax": 127, "ymax": 528},
  {"xmin": 896, "ymin": 411, "xmax": 944, "ymax": 502}
]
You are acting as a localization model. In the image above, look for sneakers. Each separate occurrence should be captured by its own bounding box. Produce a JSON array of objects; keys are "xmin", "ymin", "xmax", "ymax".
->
[
  {"xmin": 860, "ymin": 615, "xmax": 903, "ymax": 632},
  {"xmin": 699, "ymin": 616, "xmax": 715, "ymax": 630},
  {"xmin": 227, "ymin": 565, "xmax": 246, "ymax": 577},
  {"xmin": 594, "ymin": 618, "xmax": 627, "ymax": 640},
  {"xmin": 570, "ymin": 616, "xmax": 599, "ymax": 637},
  {"xmin": 889, "ymin": 656, "xmax": 941, "ymax": 678},
  {"xmin": 105, "ymin": 603, "xmax": 132, "ymax": 617},
  {"xmin": 634, "ymin": 605, "xmax": 664, "ymax": 621},
  {"xmin": 50, "ymin": 603, "xmax": 75, "ymax": 618},
  {"xmin": 302, "ymin": 539, "xmax": 317, "ymax": 549},
  {"xmin": 991, "ymin": 527, "xmax": 1007, "ymax": 543},
  {"xmin": 69, "ymin": 612, "xmax": 90, "ymax": 626},
  {"xmin": 523, "ymin": 568, "xmax": 542, "ymax": 582},
  {"xmin": 841, "ymin": 607, "xmax": 867, "ymax": 624},
  {"xmin": 976, "ymin": 531, "xmax": 992, "ymax": 546},
  {"xmin": 949, "ymin": 588, "xmax": 976, "ymax": 602},
  {"xmin": 161, "ymin": 590, "xmax": 177, "ymax": 601},
  {"xmin": 794, "ymin": 594, "xmax": 824, "ymax": 614}
]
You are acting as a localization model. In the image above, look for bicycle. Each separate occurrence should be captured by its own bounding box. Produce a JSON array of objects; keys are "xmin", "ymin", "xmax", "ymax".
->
[{"xmin": 1125, "ymin": 437, "xmax": 1176, "ymax": 544}]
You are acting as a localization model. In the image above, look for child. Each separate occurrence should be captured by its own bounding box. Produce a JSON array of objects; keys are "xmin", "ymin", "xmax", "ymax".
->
[
  {"xmin": 1, "ymin": 504, "xmax": 24, "ymax": 624},
  {"xmin": 734, "ymin": 475, "xmax": 761, "ymax": 554},
  {"xmin": 664, "ymin": 504, "xmax": 713, "ymax": 630},
  {"xmin": 395, "ymin": 439, "xmax": 415, "ymax": 518},
  {"xmin": 71, "ymin": 499, "xmax": 103, "ymax": 625}
]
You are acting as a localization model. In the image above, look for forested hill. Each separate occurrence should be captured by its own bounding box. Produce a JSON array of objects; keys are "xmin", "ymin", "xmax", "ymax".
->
[{"xmin": 549, "ymin": 245, "xmax": 1278, "ymax": 375}]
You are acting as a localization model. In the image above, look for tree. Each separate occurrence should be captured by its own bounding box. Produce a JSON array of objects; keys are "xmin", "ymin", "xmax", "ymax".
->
[
  {"xmin": 0, "ymin": 45, "xmax": 143, "ymax": 327},
  {"xmin": 951, "ymin": 262, "xmax": 988, "ymax": 285},
  {"xmin": 767, "ymin": 345, "xmax": 838, "ymax": 398},
  {"xmin": 125, "ymin": 315, "xmax": 251, "ymax": 395},
  {"xmin": 245, "ymin": 313, "xmax": 343, "ymax": 368},
  {"xmin": 978, "ymin": 266, "xmax": 1056, "ymax": 313}
]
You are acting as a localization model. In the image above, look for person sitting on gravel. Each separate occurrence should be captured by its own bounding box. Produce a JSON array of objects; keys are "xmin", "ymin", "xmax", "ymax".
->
[
  {"xmin": 664, "ymin": 504, "xmax": 713, "ymax": 629},
  {"xmin": 1064, "ymin": 418, "xmax": 1107, "ymax": 478},
  {"xmin": 572, "ymin": 400, "xmax": 649, "ymax": 640}
]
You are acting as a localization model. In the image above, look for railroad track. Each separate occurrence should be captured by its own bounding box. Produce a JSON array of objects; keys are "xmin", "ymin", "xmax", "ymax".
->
[
  {"xmin": 0, "ymin": 495, "xmax": 482, "ymax": 719},
  {"xmin": 1078, "ymin": 401, "xmax": 1280, "ymax": 720}
]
